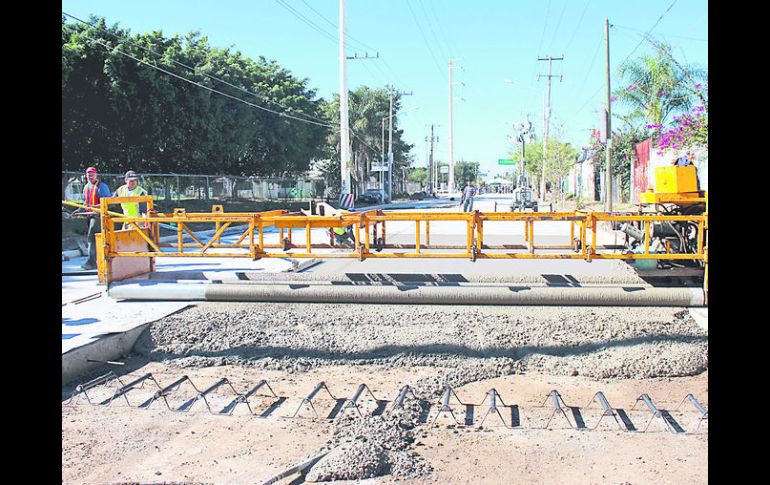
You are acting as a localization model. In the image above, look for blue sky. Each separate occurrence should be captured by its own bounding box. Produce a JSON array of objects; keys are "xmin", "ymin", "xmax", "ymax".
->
[{"xmin": 61, "ymin": 0, "xmax": 708, "ymax": 178}]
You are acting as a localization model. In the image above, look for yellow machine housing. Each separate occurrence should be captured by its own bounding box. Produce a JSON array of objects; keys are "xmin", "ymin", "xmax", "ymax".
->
[{"xmin": 640, "ymin": 165, "xmax": 706, "ymax": 204}]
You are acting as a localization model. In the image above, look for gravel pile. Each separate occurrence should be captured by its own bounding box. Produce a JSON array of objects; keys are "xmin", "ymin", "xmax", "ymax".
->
[
  {"xmin": 306, "ymin": 399, "xmax": 432, "ymax": 482},
  {"xmin": 134, "ymin": 302, "xmax": 707, "ymax": 380}
]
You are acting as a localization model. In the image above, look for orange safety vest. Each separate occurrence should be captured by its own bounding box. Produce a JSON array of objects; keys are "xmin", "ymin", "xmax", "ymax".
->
[{"xmin": 84, "ymin": 182, "xmax": 103, "ymax": 207}]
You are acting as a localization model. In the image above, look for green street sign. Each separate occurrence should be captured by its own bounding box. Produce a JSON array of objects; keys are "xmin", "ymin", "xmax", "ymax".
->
[{"xmin": 498, "ymin": 159, "xmax": 516, "ymax": 165}]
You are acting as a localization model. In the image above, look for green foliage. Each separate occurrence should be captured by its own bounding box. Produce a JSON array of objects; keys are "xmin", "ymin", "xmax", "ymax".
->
[
  {"xmin": 62, "ymin": 17, "xmax": 329, "ymax": 175},
  {"xmin": 507, "ymin": 134, "xmax": 577, "ymax": 196},
  {"xmin": 318, "ymin": 86, "xmax": 414, "ymax": 196},
  {"xmin": 614, "ymin": 42, "xmax": 706, "ymax": 128},
  {"xmin": 589, "ymin": 128, "xmax": 647, "ymax": 198},
  {"xmin": 407, "ymin": 167, "xmax": 427, "ymax": 184},
  {"xmin": 453, "ymin": 160, "xmax": 480, "ymax": 187}
]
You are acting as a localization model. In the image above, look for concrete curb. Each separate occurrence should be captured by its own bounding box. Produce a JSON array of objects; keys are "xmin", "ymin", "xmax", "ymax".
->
[
  {"xmin": 62, "ymin": 323, "xmax": 150, "ymax": 385},
  {"xmin": 285, "ymin": 258, "xmax": 323, "ymax": 273},
  {"xmin": 62, "ymin": 249, "xmax": 83, "ymax": 260}
]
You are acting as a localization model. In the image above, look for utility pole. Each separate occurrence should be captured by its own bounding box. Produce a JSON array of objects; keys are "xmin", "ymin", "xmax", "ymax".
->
[
  {"xmin": 426, "ymin": 124, "xmax": 438, "ymax": 194},
  {"xmin": 381, "ymin": 119, "xmax": 386, "ymax": 193},
  {"xmin": 604, "ymin": 18, "xmax": 613, "ymax": 212},
  {"xmin": 448, "ymin": 59, "xmax": 455, "ymax": 194},
  {"xmin": 388, "ymin": 88, "xmax": 412, "ymax": 202},
  {"xmin": 537, "ymin": 55, "xmax": 564, "ymax": 201},
  {"xmin": 338, "ymin": 0, "xmax": 351, "ymax": 206}
]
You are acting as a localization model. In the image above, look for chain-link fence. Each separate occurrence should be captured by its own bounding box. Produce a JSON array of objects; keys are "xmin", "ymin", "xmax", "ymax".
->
[{"xmin": 62, "ymin": 172, "xmax": 328, "ymax": 204}]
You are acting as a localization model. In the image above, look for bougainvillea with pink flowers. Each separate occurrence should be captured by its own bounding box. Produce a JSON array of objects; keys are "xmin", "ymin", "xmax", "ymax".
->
[{"xmin": 647, "ymin": 105, "xmax": 707, "ymax": 154}]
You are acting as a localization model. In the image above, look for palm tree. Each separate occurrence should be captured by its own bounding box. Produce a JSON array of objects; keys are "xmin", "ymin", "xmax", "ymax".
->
[{"xmin": 614, "ymin": 42, "xmax": 706, "ymax": 128}]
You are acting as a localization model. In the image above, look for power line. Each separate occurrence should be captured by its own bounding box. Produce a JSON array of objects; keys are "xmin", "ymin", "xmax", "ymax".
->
[
  {"xmin": 417, "ymin": 0, "xmax": 450, "ymax": 62},
  {"xmin": 297, "ymin": 0, "xmax": 380, "ymax": 53},
  {"xmin": 64, "ymin": 11, "xmax": 414, "ymax": 159},
  {"xmin": 405, "ymin": 0, "xmax": 446, "ymax": 79},
  {"xmin": 613, "ymin": 24, "xmax": 706, "ymax": 42},
  {"xmin": 273, "ymin": 0, "xmax": 339, "ymax": 45},
  {"xmin": 565, "ymin": 1, "xmax": 681, "ymax": 142},
  {"xmin": 427, "ymin": 0, "xmax": 460, "ymax": 58},
  {"xmin": 537, "ymin": 0, "xmax": 552, "ymax": 56},
  {"xmin": 76, "ymin": 31, "xmax": 336, "ymax": 129},
  {"xmin": 562, "ymin": 0, "xmax": 592, "ymax": 54},
  {"xmin": 546, "ymin": 0, "xmax": 569, "ymax": 54},
  {"xmin": 63, "ymin": 11, "xmax": 332, "ymax": 127},
  {"xmin": 617, "ymin": 0, "xmax": 679, "ymax": 67}
]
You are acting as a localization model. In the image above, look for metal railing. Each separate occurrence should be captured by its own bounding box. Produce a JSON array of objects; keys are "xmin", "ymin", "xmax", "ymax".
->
[
  {"xmin": 62, "ymin": 171, "xmax": 325, "ymax": 203},
  {"xmin": 61, "ymin": 196, "xmax": 708, "ymax": 298}
]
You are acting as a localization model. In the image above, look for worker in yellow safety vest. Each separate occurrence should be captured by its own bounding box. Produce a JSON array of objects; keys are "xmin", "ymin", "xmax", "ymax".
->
[
  {"xmin": 113, "ymin": 170, "xmax": 148, "ymax": 229},
  {"xmin": 332, "ymin": 225, "xmax": 355, "ymax": 246}
]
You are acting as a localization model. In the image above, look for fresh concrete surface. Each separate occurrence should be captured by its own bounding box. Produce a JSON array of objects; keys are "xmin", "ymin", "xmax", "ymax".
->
[
  {"xmin": 62, "ymin": 230, "xmax": 300, "ymax": 382},
  {"xmin": 688, "ymin": 307, "xmax": 708, "ymax": 332}
]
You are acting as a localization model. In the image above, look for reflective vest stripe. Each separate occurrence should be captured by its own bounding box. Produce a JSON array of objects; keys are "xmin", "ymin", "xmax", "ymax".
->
[{"xmin": 84, "ymin": 183, "xmax": 100, "ymax": 206}]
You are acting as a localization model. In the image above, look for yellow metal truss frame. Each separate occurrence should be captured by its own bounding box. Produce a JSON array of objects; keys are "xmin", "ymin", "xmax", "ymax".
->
[{"xmin": 62, "ymin": 197, "xmax": 708, "ymax": 299}]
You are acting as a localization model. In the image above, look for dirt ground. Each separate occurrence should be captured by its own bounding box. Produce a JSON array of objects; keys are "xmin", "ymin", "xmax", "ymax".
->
[{"xmin": 62, "ymin": 362, "xmax": 707, "ymax": 485}]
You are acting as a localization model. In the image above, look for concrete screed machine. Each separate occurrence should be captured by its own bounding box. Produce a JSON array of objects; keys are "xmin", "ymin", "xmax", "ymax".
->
[{"xmin": 616, "ymin": 164, "xmax": 707, "ymax": 271}]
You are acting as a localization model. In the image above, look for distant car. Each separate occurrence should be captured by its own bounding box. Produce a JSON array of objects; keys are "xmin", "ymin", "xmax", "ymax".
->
[
  {"xmin": 410, "ymin": 191, "xmax": 428, "ymax": 200},
  {"xmin": 357, "ymin": 189, "xmax": 385, "ymax": 204}
]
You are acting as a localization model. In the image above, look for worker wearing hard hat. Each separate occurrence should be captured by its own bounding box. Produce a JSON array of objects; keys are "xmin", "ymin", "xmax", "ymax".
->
[
  {"xmin": 113, "ymin": 170, "xmax": 148, "ymax": 229},
  {"xmin": 81, "ymin": 166, "xmax": 111, "ymax": 270}
]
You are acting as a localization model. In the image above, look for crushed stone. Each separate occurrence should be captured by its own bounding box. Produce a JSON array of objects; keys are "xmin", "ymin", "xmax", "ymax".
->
[{"xmin": 134, "ymin": 303, "xmax": 707, "ymax": 380}]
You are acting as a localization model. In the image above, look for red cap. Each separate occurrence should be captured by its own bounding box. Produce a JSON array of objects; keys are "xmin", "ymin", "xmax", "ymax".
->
[{"xmin": 86, "ymin": 167, "xmax": 97, "ymax": 174}]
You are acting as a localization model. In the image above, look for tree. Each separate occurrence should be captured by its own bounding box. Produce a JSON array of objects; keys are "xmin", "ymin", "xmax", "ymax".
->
[
  {"xmin": 407, "ymin": 167, "xmax": 427, "ymax": 185},
  {"xmin": 588, "ymin": 126, "xmax": 648, "ymax": 201},
  {"xmin": 507, "ymin": 133, "xmax": 576, "ymax": 203},
  {"xmin": 453, "ymin": 160, "xmax": 480, "ymax": 187},
  {"xmin": 614, "ymin": 42, "xmax": 706, "ymax": 129},
  {"xmin": 319, "ymin": 86, "xmax": 414, "ymax": 198},
  {"xmin": 62, "ymin": 16, "xmax": 329, "ymax": 175}
]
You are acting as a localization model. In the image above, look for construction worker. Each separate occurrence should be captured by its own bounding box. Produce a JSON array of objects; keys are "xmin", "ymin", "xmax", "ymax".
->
[
  {"xmin": 80, "ymin": 167, "xmax": 111, "ymax": 270},
  {"xmin": 113, "ymin": 170, "xmax": 148, "ymax": 229},
  {"xmin": 461, "ymin": 181, "xmax": 476, "ymax": 212},
  {"xmin": 332, "ymin": 225, "xmax": 355, "ymax": 246}
]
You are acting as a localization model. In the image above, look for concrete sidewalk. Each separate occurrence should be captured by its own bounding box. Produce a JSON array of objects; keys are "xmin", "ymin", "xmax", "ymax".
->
[{"xmin": 61, "ymin": 226, "xmax": 310, "ymax": 383}]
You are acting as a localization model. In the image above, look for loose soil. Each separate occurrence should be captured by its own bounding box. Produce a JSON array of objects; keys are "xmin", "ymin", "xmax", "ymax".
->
[{"xmin": 62, "ymin": 303, "xmax": 707, "ymax": 484}]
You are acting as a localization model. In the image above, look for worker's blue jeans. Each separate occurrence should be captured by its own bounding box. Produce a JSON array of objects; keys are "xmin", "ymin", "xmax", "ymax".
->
[{"xmin": 463, "ymin": 197, "xmax": 474, "ymax": 212}]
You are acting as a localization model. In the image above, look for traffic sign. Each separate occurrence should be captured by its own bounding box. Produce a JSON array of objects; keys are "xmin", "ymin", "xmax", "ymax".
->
[{"xmin": 498, "ymin": 159, "xmax": 516, "ymax": 165}]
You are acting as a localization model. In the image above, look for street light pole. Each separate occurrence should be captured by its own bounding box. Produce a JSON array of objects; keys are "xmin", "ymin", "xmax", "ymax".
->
[
  {"xmin": 388, "ymin": 92, "xmax": 393, "ymax": 202},
  {"xmin": 338, "ymin": 0, "xmax": 351, "ymax": 203}
]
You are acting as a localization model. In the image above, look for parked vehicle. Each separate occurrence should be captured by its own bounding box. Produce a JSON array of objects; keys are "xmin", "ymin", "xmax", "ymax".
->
[{"xmin": 357, "ymin": 188, "xmax": 385, "ymax": 204}]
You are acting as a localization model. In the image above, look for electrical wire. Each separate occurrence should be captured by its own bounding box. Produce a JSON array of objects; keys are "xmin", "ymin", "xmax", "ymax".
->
[
  {"xmin": 562, "ymin": 0, "xmax": 592, "ymax": 54},
  {"xmin": 546, "ymin": 0, "xmax": 569, "ymax": 54},
  {"xmin": 405, "ymin": 0, "xmax": 446, "ymax": 79},
  {"xmin": 63, "ymin": 11, "xmax": 332, "ymax": 127},
  {"xmin": 64, "ymin": 11, "xmax": 415, "ymax": 163},
  {"xmin": 76, "ymin": 32, "xmax": 337, "ymax": 129}
]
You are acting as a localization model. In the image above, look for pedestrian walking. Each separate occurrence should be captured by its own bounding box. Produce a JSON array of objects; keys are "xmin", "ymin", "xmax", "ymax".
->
[{"xmin": 460, "ymin": 181, "xmax": 476, "ymax": 212}]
